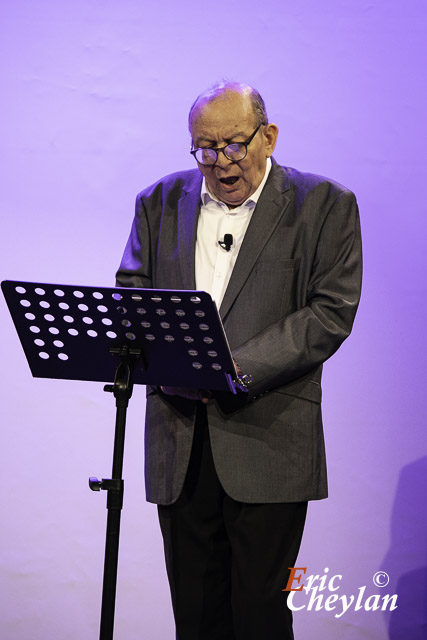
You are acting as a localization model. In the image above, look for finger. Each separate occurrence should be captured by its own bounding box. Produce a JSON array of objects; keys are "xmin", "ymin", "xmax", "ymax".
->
[
  {"xmin": 161, "ymin": 386, "xmax": 193, "ymax": 396},
  {"xmin": 161, "ymin": 386, "xmax": 211, "ymax": 402},
  {"xmin": 233, "ymin": 359, "xmax": 243, "ymax": 376},
  {"xmin": 161, "ymin": 386, "xmax": 203, "ymax": 401}
]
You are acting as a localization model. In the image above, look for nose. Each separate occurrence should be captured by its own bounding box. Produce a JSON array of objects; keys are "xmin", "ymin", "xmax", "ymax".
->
[{"xmin": 214, "ymin": 148, "xmax": 233, "ymax": 169}]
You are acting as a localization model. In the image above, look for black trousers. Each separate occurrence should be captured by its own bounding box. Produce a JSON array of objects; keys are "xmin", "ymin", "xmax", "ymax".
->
[{"xmin": 158, "ymin": 406, "xmax": 307, "ymax": 640}]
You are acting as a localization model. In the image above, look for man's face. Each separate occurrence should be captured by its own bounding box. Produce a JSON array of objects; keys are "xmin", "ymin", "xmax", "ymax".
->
[{"xmin": 190, "ymin": 91, "xmax": 278, "ymax": 208}]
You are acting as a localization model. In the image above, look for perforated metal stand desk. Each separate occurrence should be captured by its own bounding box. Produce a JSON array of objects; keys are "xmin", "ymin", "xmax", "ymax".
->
[{"xmin": 2, "ymin": 280, "xmax": 243, "ymax": 640}]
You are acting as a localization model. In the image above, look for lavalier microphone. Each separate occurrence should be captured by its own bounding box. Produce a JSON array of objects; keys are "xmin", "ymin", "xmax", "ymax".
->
[{"xmin": 218, "ymin": 234, "xmax": 233, "ymax": 252}]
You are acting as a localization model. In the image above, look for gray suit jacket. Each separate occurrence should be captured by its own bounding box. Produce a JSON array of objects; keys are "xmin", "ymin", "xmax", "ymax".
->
[{"xmin": 116, "ymin": 160, "xmax": 362, "ymax": 505}]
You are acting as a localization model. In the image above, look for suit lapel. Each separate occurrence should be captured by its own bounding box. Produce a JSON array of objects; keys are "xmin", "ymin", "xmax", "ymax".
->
[
  {"xmin": 177, "ymin": 173, "xmax": 203, "ymax": 289},
  {"xmin": 219, "ymin": 163, "xmax": 291, "ymax": 319}
]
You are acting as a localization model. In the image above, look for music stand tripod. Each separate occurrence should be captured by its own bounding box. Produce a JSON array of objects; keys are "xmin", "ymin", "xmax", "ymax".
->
[{"xmin": 1, "ymin": 279, "xmax": 247, "ymax": 640}]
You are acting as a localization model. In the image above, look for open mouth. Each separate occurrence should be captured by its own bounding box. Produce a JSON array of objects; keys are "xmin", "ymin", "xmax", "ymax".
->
[{"xmin": 219, "ymin": 176, "xmax": 239, "ymax": 186}]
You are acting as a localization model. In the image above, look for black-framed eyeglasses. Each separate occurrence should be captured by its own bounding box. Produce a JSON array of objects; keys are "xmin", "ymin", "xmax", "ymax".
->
[{"xmin": 190, "ymin": 125, "xmax": 262, "ymax": 166}]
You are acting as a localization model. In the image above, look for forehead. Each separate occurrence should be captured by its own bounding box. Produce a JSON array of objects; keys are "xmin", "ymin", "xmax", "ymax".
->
[{"xmin": 190, "ymin": 91, "xmax": 256, "ymax": 141}]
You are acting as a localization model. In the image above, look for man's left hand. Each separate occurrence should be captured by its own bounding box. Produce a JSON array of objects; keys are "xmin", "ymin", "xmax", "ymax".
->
[{"xmin": 160, "ymin": 386, "xmax": 212, "ymax": 404}]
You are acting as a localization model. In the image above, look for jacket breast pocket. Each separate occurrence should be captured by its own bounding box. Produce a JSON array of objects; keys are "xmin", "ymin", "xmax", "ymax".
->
[
  {"xmin": 253, "ymin": 257, "xmax": 300, "ymax": 313},
  {"xmin": 227, "ymin": 258, "xmax": 301, "ymax": 343},
  {"xmin": 255, "ymin": 258, "xmax": 298, "ymax": 269},
  {"xmin": 254, "ymin": 258, "xmax": 299, "ymax": 281}
]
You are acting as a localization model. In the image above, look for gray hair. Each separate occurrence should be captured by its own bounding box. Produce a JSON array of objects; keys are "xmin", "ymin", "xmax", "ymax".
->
[{"xmin": 188, "ymin": 81, "xmax": 268, "ymax": 131}]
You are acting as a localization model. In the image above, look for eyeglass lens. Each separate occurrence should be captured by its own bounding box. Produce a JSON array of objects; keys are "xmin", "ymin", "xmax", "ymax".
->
[{"xmin": 195, "ymin": 143, "xmax": 246, "ymax": 165}]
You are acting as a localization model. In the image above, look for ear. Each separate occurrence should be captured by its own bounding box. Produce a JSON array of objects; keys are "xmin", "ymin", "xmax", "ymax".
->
[{"xmin": 263, "ymin": 123, "xmax": 279, "ymax": 157}]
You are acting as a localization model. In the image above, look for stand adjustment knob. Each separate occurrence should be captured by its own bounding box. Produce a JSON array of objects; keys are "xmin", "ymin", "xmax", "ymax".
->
[{"xmin": 89, "ymin": 476, "xmax": 103, "ymax": 491}]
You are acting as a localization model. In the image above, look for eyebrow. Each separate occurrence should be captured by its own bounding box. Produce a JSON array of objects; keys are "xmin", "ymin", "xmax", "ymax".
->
[{"xmin": 196, "ymin": 131, "xmax": 248, "ymax": 146}]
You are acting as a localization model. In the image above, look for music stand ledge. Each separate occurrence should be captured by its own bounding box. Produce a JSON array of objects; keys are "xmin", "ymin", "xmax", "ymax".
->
[{"xmin": 1, "ymin": 280, "xmax": 246, "ymax": 640}]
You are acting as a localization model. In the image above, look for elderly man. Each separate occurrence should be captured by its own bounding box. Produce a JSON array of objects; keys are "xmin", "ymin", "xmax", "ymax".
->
[{"xmin": 116, "ymin": 82, "xmax": 362, "ymax": 639}]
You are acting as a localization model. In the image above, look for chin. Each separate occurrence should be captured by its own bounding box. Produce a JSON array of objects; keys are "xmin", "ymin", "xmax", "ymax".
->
[
  {"xmin": 221, "ymin": 191, "xmax": 246, "ymax": 206},
  {"xmin": 222, "ymin": 199, "xmax": 242, "ymax": 208}
]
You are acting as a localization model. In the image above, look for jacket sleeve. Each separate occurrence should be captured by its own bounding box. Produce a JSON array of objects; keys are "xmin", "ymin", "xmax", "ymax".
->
[
  {"xmin": 115, "ymin": 194, "xmax": 153, "ymax": 289},
  {"xmin": 231, "ymin": 189, "xmax": 362, "ymax": 401}
]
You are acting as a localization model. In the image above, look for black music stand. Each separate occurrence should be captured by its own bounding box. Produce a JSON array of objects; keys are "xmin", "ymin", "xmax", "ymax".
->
[{"xmin": 1, "ymin": 279, "xmax": 244, "ymax": 640}]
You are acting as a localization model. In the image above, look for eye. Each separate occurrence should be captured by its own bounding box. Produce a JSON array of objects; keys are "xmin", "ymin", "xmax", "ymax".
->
[
  {"xmin": 200, "ymin": 148, "xmax": 216, "ymax": 160},
  {"xmin": 226, "ymin": 143, "xmax": 243, "ymax": 152}
]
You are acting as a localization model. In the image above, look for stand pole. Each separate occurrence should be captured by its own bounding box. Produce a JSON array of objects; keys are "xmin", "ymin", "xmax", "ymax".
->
[{"xmin": 89, "ymin": 345, "xmax": 141, "ymax": 640}]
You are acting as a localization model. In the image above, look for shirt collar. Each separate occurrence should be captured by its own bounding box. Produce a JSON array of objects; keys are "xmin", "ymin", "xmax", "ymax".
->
[{"xmin": 201, "ymin": 157, "xmax": 272, "ymax": 209}]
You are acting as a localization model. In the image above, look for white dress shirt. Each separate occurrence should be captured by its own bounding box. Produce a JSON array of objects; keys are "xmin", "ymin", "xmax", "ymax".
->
[{"xmin": 195, "ymin": 158, "xmax": 272, "ymax": 307}]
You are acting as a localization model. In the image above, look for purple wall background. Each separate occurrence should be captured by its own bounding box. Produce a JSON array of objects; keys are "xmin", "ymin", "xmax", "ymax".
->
[{"xmin": 1, "ymin": 1, "xmax": 426, "ymax": 638}]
